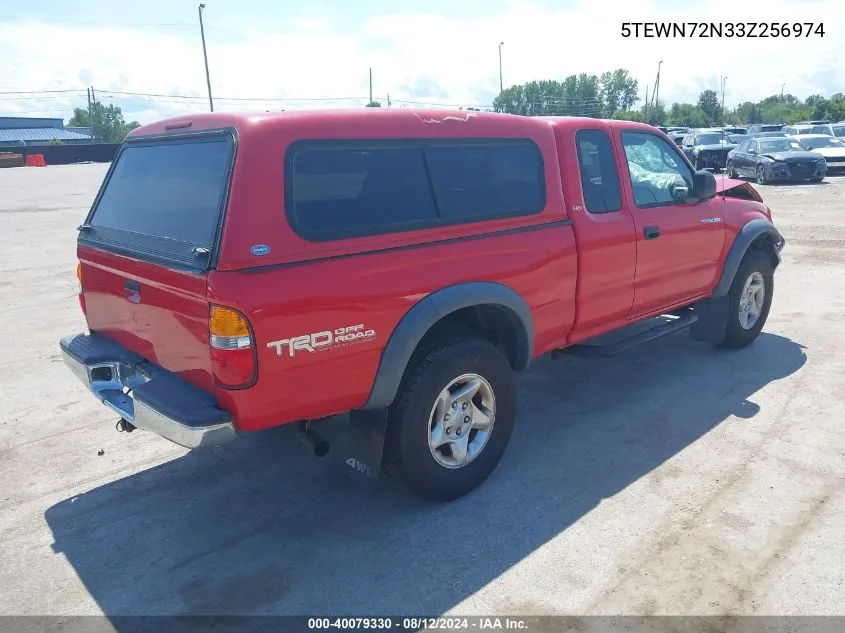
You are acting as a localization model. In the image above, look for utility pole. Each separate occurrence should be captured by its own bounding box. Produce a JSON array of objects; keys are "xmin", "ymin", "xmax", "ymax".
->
[
  {"xmin": 86, "ymin": 87, "xmax": 93, "ymax": 142},
  {"xmin": 387, "ymin": 93, "xmax": 391, "ymax": 108},
  {"xmin": 369, "ymin": 68, "xmax": 373, "ymax": 105},
  {"xmin": 198, "ymin": 4, "xmax": 214, "ymax": 111},
  {"xmin": 721, "ymin": 76, "xmax": 727, "ymax": 125},
  {"xmin": 89, "ymin": 86, "xmax": 98, "ymax": 142},
  {"xmin": 498, "ymin": 42, "xmax": 504, "ymax": 93},
  {"xmin": 781, "ymin": 83, "xmax": 785, "ymax": 101},
  {"xmin": 644, "ymin": 84, "xmax": 649, "ymax": 121},
  {"xmin": 653, "ymin": 60, "xmax": 663, "ymax": 110}
]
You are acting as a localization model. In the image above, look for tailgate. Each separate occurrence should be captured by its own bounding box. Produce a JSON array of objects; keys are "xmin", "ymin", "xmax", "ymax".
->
[
  {"xmin": 77, "ymin": 130, "xmax": 236, "ymax": 392},
  {"xmin": 80, "ymin": 246, "xmax": 214, "ymax": 391}
]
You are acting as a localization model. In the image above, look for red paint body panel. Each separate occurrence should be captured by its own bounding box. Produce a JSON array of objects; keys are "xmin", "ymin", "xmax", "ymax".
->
[
  {"xmin": 209, "ymin": 227, "xmax": 577, "ymax": 430},
  {"xmin": 73, "ymin": 110, "xmax": 776, "ymax": 433},
  {"xmin": 78, "ymin": 245, "xmax": 215, "ymax": 392}
]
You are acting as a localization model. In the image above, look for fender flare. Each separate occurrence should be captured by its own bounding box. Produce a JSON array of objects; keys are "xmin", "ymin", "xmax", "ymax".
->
[
  {"xmin": 691, "ymin": 218, "xmax": 784, "ymax": 343},
  {"xmin": 362, "ymin": 282, "xmax": 534, "ymax": 410},
  {"xmin": 712, "ymin": 218, "xmax": 784, "ymax": 298}
]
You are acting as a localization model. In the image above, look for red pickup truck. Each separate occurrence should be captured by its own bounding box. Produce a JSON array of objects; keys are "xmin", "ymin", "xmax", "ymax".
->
[{"xmin": 60, "ymin": 109, "xmax": 784, "ymax": 501}]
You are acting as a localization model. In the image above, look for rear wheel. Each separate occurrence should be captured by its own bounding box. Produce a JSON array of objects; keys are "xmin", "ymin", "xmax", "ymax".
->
[
  {"xmin": 383, "ymin": 337, "xmax": 517, "ymax": 502},
  {"xmin": 721, "ymin": 249, "xmax": 774, "ymax": 349}
]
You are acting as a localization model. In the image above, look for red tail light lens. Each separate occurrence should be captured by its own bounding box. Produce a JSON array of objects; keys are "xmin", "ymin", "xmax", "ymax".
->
[{"xmin": 209, "ymin": 305, "xmax": 256, "ymax": 389}]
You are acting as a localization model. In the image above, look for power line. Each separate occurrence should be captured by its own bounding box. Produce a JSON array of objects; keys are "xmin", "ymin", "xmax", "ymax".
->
[
  {"xmin": 0, "ymin": 14, "xmax": 193, "ymax": 27},
  {"xmin": 0, "ymin": 89, "xmax": 87, "ymax": 95},
  {"xmin": 96, "ymin": 90, "xmax": 378, "ymax": 103}
]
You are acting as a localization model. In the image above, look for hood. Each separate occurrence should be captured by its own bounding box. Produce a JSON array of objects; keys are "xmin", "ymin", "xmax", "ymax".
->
[
  {"xmin": 715, "ymin": 177, "xmax": 764, "ymax": 202},
  {"xmin": 812, "ymin": 147, "xmax": 845, "ymax": 158},
  {"xmin": 760, "ymin": 151, "xmax": 822, "ymax": 161},
  {"xmin": 715, "ymin": 176, "xmax": 746, "ymax": 193}
]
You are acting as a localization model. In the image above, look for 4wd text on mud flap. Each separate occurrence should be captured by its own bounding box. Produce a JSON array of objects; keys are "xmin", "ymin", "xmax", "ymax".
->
[{"xmin": 266, "ymin": 324, "xmax": 377, "ymax": 358}]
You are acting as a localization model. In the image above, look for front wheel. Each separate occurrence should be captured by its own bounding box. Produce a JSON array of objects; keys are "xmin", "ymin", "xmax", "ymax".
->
[
  {"xmin": 383, "ymin": 337, "xmax": 517, "ymax": 502},
  {"xmin": 756, "ymin": 165, "xmax": 767, "ymax": 185},
  {"xmin": 721, "ymin": 249, "xmax": 774, "ymax": 349},
  {"xmin": 726, "ymin": 161, "xmax": 737, "ymax": 178}
]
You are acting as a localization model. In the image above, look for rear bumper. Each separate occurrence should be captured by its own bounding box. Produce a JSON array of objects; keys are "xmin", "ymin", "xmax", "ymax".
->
[{"xmin": 60, "ymin": 332, "xmax": 236, "ymax": 449}]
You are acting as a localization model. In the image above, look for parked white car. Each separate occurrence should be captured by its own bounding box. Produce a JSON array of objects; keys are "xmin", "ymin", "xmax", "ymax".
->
[
  {"xmin": 783, "ymin": 124, "xmax": 814, "ymax": 136},
  {"xmin": 808, "ymin": 122, "xmax": 845, "ymax": 139},
  {"xmin": 795, "ymin": 134, "xmax": 845, "ymax": 174}
]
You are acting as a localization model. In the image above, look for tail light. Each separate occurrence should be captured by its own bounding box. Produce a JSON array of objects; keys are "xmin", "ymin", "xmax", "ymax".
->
[
  {"xmin": 209, "ymin": 305, "xmax": 257, "ymax": 389},
  {"xmin": 76, "ymin": 262, "xmax": 87, "ymax": 315}
]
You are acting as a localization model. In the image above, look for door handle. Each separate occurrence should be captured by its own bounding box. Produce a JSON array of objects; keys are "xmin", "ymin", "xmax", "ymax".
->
[{"xmin": 644, "ymin": 226, "xmax": 660, "ymax": 240}]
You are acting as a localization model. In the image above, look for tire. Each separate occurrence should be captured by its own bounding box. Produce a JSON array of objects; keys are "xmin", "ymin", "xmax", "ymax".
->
[
  {"xmin": 756, "ymin": 165, "xmax": 767, "ymax": 185},
  {"xmin": 726, "ymin": 161, "xmax": 737, "ymax": 178},
  {"xmin": 383, "ymin": 337, "xmax": 517, "ymax": 502},
  {"xmin": 720, "ymin": 248, "xmax": 774, "ymax": 349},
  {"xmin": 811, "ymin": 176, "xmax": 824, "ymax": 183}
]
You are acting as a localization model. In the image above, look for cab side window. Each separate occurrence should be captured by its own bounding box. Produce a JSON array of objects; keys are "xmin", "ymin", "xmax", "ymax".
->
[
  {"xmin": 575, "ymin": 130, "xmax": 622, "ymax": 213},
  {"xmin": 621, "ymin": 132, "xmax": 694, "ymax": 208}
]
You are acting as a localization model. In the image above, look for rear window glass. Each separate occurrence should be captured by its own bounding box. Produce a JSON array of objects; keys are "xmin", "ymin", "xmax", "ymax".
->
[
  {"xmin": 287, "ymin": 140, "xmax": 544, "ymax": 240},
  {"xmin": 90, "ymin": 137, "xmax": 233, "ymax": 247}
]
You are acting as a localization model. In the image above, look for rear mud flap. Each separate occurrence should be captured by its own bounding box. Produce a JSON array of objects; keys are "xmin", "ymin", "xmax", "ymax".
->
[{"xmin": 333, "ymin": 409, "xmax": 388, "ymax": 489}]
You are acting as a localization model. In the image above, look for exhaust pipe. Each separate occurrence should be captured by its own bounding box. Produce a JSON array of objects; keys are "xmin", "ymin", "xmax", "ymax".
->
[{"xmin": 297, "ymin": 421, "xmax": 329, "ymax": 457}]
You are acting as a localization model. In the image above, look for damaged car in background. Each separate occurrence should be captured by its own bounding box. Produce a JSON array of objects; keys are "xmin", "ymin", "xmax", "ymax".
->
[
  {"xmin": 680, "ymin": 129, "xmax": 742, "ymax": 172},
  {"xmin": 726, "ymin": 136, "xmax": 826, "ymax": 184}
]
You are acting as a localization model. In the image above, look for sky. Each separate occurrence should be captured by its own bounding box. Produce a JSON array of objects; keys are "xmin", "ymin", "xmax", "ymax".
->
[{"xmin": 0, "ymin": 0, "xmax": 843, "ymax": 124}]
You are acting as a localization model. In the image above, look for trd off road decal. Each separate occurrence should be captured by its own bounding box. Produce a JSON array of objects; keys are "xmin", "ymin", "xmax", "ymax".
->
[{"xmin": 266, "ymin": 324, "xmax": 376, "ymax": 358}]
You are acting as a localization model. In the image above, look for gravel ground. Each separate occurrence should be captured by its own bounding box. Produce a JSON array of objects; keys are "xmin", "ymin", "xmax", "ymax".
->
[{"xmin": 0, "ymin": 164, "xmax": 843, "ymax": 618}]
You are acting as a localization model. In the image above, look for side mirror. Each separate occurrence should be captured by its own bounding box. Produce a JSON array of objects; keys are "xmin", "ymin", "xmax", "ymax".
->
[{"xmin": 691, "ymin": 170, "xmax": 716, "ymax": 201}]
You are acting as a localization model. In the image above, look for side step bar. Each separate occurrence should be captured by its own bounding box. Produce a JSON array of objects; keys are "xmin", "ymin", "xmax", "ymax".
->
[{"xmin": 557, "ymin": 312, "xmax": 698, "ymax": 359}]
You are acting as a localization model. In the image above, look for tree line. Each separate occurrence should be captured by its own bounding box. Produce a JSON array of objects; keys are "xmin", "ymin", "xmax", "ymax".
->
[
  {"xmin": 68, "ymin": 102, "xmax": 140, "ymax": 144},
  {"xmin": 491, "ymin": 68, "xmax": 845, "ymax": 127}
]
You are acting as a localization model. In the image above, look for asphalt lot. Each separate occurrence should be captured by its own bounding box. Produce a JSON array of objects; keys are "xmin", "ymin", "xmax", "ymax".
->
[{"xmin": 1, "ymin": 163, "xmax": 844, "ymax": 618}]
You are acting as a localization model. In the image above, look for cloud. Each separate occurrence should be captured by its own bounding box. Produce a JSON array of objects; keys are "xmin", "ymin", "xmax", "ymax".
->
[{"xmin": 0, "ymin": 0, "xmax": 842, "ymax": 124}]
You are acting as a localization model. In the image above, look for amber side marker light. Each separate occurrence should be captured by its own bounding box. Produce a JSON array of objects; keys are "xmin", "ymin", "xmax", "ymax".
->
[
  {"xmin": 76, "ymin": 262, "xmax": 86, "ymax": 314},
  {"xmin": 209, "ymin": 305, "xmax": 256, "ymax": 388}
]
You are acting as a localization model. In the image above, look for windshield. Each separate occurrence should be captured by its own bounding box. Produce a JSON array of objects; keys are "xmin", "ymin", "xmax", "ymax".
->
[
  {"xmin": 696, "ymin": 133, "xmax": 727, "ymax": 145},
  {"xmin": 801, "ymin": 136, "xmax": 845, "ymax": 149},
  {"xmin": 833, "ymin": 125, "xmax": 845, "ymax": 137},
  {"xmin": 759, "ymin": 139, "xmax": 808, "ymax": 153}
]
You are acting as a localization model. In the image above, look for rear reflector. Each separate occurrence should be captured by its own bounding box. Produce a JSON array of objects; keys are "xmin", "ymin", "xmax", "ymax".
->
[{"xmin": 209, "ymin": 305, "xmax": 256, "ymax": 388}]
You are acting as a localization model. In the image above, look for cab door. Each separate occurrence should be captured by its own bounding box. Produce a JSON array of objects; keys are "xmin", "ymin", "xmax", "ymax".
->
[{"xmin": 612, "ymin": 127, "xmax": 727, "ymax": 319}]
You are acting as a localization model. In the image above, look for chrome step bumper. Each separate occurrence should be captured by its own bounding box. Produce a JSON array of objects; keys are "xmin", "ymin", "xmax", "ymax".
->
[{"xmin": 60, "ymin": 332, "xmax": 236, "ymax": 449}]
